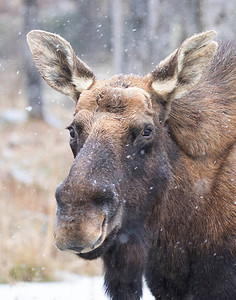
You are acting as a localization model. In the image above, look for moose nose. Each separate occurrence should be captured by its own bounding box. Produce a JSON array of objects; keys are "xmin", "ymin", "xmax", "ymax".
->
[{"xmin": 54, "ymin": 177, "xmax": 117, "ymax": 254}]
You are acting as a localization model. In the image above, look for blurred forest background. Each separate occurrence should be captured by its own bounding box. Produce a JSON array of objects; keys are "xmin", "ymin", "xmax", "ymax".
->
[{"xmin": 1, "ymin": 0, "xmax": 236, "ymax": 284}]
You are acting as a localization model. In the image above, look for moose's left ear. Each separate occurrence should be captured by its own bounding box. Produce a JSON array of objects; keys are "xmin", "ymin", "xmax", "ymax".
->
[
  {"xmin": 151, "ymin": 31, "xmax": 218, "ymax": 100},
  {"xmin": 27, "ymin": 30, "xmax": 95, "ymax": 101}
]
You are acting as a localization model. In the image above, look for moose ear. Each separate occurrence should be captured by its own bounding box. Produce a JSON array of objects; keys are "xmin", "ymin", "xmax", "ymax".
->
[
  {"xmin": 27, "ymin": 30, "xmax": 95, "ymax": 101},
  {"xmin": 151, "ymin": 31, "xmax": 218, "ymax": 100}
]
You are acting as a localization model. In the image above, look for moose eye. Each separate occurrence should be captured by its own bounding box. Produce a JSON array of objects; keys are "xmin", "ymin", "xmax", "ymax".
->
[
  {"xmin": 142, "ymin": 127, "xmax": 153, "ymax": 137},
  {"xmin": 69, "ymin": 128, "xmax": 76, "ymax": 139}
]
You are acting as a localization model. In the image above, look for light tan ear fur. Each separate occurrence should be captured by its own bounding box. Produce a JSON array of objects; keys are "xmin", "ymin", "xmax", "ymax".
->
[
  {"xmin": 151, "ymin": 49, "xmax": 178, "ymax": 98},
  {"xmin": 27, "ymin": 30, "xmax": 95, "ymax": 101},
  {"xmin": 152, "ymin": 31, "xmax": 218, "ymax": 99}
]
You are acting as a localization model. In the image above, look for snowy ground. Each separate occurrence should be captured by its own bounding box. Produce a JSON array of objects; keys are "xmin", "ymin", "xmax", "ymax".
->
[{"xmin": 0, "ymin": 273, "xmax": 155, "ymax": 300}]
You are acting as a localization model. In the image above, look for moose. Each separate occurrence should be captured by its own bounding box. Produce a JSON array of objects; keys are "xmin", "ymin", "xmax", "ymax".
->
[{"xmin": 27, "ymin": 30, "xmax": 235, "ymax": 299}]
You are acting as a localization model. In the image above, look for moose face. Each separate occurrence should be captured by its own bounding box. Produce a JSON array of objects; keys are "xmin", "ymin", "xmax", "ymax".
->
[
  {"xmin": 27, "ymin": 30, "xmax": 217, "ymax": 259},
  {"xmin": 54, "ymin": 82, "xmax": 163, "ymax": 258}
]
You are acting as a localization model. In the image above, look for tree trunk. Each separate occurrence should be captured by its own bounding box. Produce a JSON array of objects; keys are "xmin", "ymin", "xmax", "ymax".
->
[
  {"xmin": 111, "ymin": 0, "xmax": 124, "ymax": 73},
  {"xmin": 23, "ymin": 0, "xmax": 44, "ymax": 120},
  {"xmin": 124, "ymin": 0, "xmax": 149, "ymax": 74},
  {"xmin": 147, "ymin": 0, "xmax": 159, "ymax": 68}
]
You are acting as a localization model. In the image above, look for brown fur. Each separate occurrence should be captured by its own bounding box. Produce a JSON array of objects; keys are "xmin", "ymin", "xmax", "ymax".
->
[{"xmin": 27, "ymin": 30, "xmax": 236, "ymax": 299}]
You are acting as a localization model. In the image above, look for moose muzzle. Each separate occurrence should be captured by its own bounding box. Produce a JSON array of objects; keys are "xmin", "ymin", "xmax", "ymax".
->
[{"xmin": 54, "ymin": 178, "xmax": 117, "ymax": 254}]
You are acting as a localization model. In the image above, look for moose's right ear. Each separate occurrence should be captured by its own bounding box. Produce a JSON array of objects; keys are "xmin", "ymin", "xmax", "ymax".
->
[{"xmin": 27, "ymin": 30, "xmax": 95, "ymax": 101}]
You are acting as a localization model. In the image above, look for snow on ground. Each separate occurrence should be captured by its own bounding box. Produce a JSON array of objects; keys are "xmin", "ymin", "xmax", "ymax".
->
[{"xmin": 0, "ymin": 274, "xmax": 155, "ymax": 300}]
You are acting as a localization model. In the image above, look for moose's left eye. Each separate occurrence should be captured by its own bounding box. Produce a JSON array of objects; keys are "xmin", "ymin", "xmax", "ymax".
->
[{"xmin": 142, "ymin": 127, "xmax": 153, "ymax": 137}]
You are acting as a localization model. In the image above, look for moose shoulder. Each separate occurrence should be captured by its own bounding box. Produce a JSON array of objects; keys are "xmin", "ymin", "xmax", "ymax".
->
[{"xmin": 27, "ymin": 30, "xmax": 236, "ymax": 299}]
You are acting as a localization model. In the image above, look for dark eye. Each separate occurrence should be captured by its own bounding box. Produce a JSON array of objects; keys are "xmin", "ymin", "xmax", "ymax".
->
[
  {"xmin": 142, "ymin": 128, "xmax": 152, "ymax": 137},
  {"xmin": 69, "ymin": 128, "xmax": 76, "ymax": 139}
]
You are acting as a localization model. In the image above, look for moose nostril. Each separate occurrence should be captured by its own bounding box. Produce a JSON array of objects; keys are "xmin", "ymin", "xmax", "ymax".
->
[{"xmin": 68, "ymin": 246, "xmax": 84, "ymax": 253}]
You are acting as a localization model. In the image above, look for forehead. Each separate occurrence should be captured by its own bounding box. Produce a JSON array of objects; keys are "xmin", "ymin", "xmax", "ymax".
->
[{"xmin": 75, "ymin": 75, "xmax": 152, "ymax": 117}]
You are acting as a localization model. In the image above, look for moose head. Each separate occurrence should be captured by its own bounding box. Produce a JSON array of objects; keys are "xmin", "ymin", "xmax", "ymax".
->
[{"xmin": 27, "ymin": 30, "xmax": 217, "ymax": 258}]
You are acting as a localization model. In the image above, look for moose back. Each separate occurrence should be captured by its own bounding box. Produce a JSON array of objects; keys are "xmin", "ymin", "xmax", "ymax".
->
[{"xmin": 27, "ymin": 30, "xmax": 236, "ymax": 299}]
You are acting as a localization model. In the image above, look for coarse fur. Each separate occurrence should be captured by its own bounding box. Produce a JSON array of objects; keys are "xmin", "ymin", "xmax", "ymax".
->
[{"xmin": 27, "ymin": 30, "xmax": 236, "ymax": 299}]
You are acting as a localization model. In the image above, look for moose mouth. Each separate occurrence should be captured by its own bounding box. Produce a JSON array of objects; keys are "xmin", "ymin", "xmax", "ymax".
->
[
  {"xmin": 78, "ymin": 224, "xmax": 119, "ymax": 260},
  {"xmin": 80, "ymin": 216, "xmax": 107, "ymax": 254}
]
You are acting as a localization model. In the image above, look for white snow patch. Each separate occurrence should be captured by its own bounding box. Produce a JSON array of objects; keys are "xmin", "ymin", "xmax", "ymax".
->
[{"xmin": 0, "ymin": 274, "xmax": 154, "ymax": 300}]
